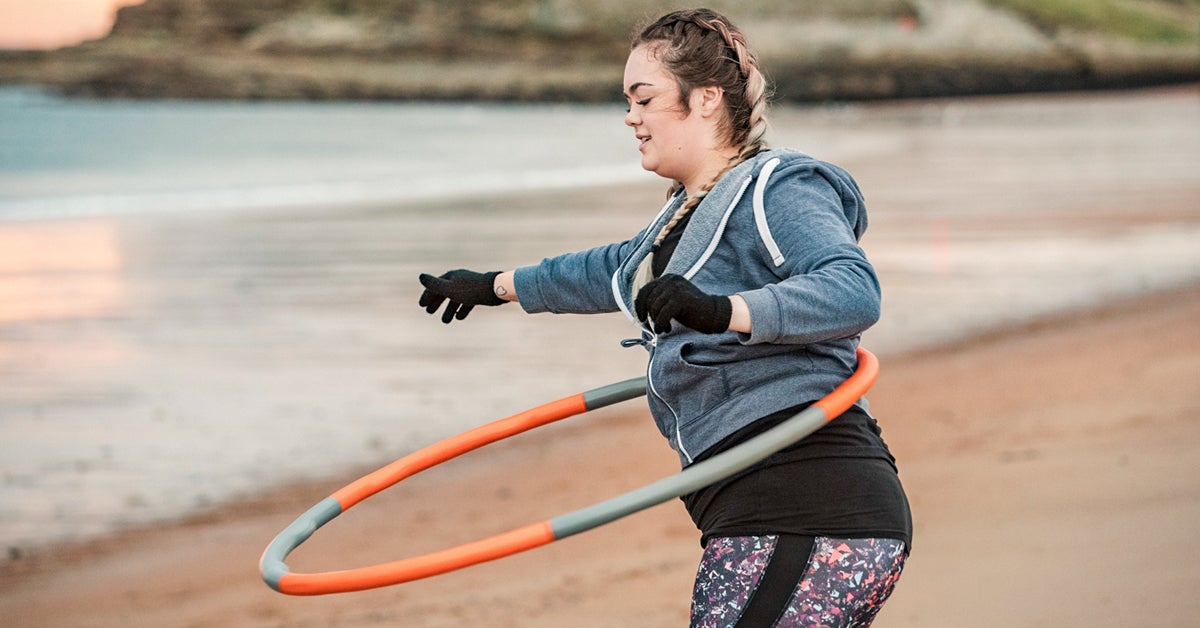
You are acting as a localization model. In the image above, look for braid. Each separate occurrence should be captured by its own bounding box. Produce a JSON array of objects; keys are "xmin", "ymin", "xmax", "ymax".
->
[
  {"xmin": 741, "ymin": 63, "xmax": 769, "ymax": 157},
  {"xmin": 651, "ymin": 163, "xmax": 727, "ymax": 249},
  {"xmin": 636, "ymin": 9, "xmax": 771, "ymax": 249}
]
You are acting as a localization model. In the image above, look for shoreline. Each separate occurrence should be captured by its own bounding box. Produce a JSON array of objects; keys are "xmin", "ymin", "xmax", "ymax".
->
[
  {"xmin": 3, "ymin": 47, "xmax": 1197, "ymax": 104},
  {"xmin": 3, "ymin": 281, "xmax": 1198, "ymax": 626}
]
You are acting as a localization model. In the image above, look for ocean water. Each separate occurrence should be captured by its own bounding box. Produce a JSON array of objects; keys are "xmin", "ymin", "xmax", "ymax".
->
[
  {"xmin": 1, "ymin": 86, "xmax": 1198, "ymax": 553},
  {"xmin": 0, "ymin": 86, "xmax": 653, "ymax": 220},
  {"xmin": 0, "ymin": 87, "xmax": 664, "ymax": 551}
]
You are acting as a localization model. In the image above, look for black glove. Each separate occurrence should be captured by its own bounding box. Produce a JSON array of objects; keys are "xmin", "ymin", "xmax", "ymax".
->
[
  {"xmin": 418, "ymin": 269, "xmax": 506, "ymax": 324},
  {"xmin": 634, "ymin": 274, "xmax": 732, "ymax": 334}
]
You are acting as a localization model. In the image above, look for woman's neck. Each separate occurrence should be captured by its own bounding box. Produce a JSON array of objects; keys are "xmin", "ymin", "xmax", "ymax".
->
[{"xmin": 682, "ymin": 145, "xmax": 741, "ymax": 197}]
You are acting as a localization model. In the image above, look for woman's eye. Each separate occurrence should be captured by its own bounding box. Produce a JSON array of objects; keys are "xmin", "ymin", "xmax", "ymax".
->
[{"xmin": 625, "ymin": 98, "xmax": 652, "ymax": 113}]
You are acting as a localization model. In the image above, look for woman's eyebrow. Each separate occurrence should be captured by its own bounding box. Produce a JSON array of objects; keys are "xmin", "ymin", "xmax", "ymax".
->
[{"xmin": 624, "ymin": 81, "xmax": 654, "ymax": 97}]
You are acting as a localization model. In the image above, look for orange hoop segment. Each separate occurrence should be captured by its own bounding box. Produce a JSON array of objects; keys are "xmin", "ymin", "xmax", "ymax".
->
[{"xmin": 331, "ymin": 395, "xmax": 589, "ymax": 509}]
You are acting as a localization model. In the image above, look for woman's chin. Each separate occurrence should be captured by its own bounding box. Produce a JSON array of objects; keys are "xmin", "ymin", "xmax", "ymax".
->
[{"xmin": 640, "ymin": 156, "xmax": 669, "ymax": 180}]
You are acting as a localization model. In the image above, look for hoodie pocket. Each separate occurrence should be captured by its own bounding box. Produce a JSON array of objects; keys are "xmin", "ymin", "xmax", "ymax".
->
[{"xmin": 663, "ymin": 341, "xmax": 733, "ymax": 427}]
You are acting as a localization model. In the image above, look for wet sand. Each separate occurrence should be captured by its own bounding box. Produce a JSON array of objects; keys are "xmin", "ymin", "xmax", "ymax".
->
[{"xmin": 1, "ymin": 86, "xmax": 1199, "ymax": 626}]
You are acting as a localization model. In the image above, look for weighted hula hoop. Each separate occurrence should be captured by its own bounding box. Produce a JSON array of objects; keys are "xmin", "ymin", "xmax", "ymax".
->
[{"xmin": 261, "ymin": 348, "xmax": 878, "ymax": 595}]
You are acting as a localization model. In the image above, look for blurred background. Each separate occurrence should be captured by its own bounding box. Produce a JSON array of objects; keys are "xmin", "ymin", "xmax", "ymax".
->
[
  {"xmin": 0, "ymin": 1, "xmax": 1198, "ymax": 626},
  {"xmin": 2, "ymin": 0, "xmax": 1198, "ymax": 99}
]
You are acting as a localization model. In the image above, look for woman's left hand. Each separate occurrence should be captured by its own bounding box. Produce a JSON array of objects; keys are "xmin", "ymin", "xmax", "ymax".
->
[{"xmin": 635, "ymin": 274, "xmax": 732, "ymax": 334}]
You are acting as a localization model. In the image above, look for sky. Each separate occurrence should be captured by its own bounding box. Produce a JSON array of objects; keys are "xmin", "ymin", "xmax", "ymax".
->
[{"xmin": 0, "ymin": 0, "xmax": 144, "ymax": 50}]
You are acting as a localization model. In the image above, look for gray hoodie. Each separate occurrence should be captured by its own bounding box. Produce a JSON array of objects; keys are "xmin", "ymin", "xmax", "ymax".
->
[{"xmin": 514, "ymin": 149, "xmax": 880, "ymax": 465}]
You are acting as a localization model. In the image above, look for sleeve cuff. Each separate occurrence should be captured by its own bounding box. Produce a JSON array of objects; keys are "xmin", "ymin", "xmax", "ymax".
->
[
  {"xmin": 736, "ymin": 287, "xmax": 782, "ymax": 344},
  {"xmin": 513, "ymin": 265, "xmax": 549, "ymax": 313}
]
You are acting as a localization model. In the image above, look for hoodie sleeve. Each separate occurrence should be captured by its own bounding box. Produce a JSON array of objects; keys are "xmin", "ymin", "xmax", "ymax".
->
[
  {"xmin": 513, "ymin": 234, "xmax": 642, "ymax": 315},
  {"xmin": 736, "ymin": 160, "xmax": 881, "ymax": 345}
]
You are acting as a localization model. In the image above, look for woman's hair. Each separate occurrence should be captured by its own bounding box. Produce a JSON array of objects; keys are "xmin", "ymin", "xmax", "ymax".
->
[{"xmin": 632, "ymin": 8, "xmax": 770, "ymax": 248}]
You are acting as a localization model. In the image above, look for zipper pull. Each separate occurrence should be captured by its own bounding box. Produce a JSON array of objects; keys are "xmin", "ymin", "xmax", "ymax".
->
[{"xmin": 620, "ymin": 331, "xmax": 656, "ymax": 348}]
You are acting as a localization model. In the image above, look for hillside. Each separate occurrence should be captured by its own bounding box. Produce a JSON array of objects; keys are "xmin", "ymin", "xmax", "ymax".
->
[{"xmin": 1, "ymin": 0, "xmax": 1197, "ymax": 101}]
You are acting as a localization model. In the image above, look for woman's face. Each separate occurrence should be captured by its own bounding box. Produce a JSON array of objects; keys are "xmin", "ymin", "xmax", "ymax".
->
[{"xmin": 623, "ymin": 45, "xmax": 717, "ymax": 187}]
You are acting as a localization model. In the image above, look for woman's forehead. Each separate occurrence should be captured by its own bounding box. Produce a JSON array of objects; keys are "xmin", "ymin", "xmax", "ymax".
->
[{"xmin": 623, "ymin": 46, "xmax": 671, "ymax": 94}]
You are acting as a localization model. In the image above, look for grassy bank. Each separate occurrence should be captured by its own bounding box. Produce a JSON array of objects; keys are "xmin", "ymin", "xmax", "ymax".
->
[
  {"xmin": 0, "ymin": 0, "xmax": 1197, "ymax": 101},
  {"xmin": 983, "ymin": 0, "xmax": 1200, "ymax": 44}
]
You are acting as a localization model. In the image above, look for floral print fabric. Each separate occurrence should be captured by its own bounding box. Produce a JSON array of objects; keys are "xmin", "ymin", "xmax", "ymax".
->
[
  {"xmin": 777, "ymin": 537, "xmax": 907, "ymax": 627},
  {"xmin": 691, "ymin": 536, "xmax": 906, "ymax": 627},
  {"xmin": 691, "ymin": 536, "xmax": 779, "ymax": 627}
]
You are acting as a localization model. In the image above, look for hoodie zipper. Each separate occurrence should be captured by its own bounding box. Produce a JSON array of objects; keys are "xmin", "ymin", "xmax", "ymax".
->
[
  {"xmin": 614, "ymin": 190, "xmax": 696, "ymax": 464},
  {"xmin": 620, "ymin": 331, "xmax": 693, "ymax": 464}
]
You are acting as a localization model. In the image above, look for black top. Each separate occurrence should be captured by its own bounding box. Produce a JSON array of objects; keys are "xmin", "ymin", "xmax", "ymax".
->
[
  {"xmin": 681, "ymin": 404, "xmax": 912, "ymax": 549},
  {"xmin": 651, "ymin": 208, "xmax": 693, "ymax": 277}
]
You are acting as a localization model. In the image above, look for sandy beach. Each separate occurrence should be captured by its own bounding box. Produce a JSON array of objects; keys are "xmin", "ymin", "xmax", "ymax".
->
[
  {"xmin": 1, "ymin": 86, "xmax": 1198, "ymax": 626},
  {"xmin": 2, "ymin": 284, "xmax": 1197, "ymax": 627}
]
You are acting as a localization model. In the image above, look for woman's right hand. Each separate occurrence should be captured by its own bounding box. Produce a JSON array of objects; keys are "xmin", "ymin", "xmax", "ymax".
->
[{"xmin": 418, "ymin": 269, "xmax": 506, "ymax": 323}]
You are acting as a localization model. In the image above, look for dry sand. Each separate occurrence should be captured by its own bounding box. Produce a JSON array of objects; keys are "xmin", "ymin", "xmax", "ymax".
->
[{"xmin": 2, "ymin": 284, "xmax": 1197, "ymax": 626}]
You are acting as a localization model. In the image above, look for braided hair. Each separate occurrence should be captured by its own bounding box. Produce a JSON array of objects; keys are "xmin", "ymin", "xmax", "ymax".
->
[{"xmin": 632, "ymin": 8, "xmax": 771, "ymax": 249}]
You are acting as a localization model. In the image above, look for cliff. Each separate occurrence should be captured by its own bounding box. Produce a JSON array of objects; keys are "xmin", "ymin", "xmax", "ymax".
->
[{"xmin": 1, "ymin": 0, "xmax": 1197, "ymax": 101}]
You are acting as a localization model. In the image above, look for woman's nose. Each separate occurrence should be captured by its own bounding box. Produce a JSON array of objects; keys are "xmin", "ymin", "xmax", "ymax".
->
[{"xmin": 624, "ymin": 108, "xmax": 638, "ymax": 127}]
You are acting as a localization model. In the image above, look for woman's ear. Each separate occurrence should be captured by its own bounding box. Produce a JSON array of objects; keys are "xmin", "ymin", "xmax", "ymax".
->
[{"xmin": 693, "ymin": 85, "xmax": 725, "ymax": 118}]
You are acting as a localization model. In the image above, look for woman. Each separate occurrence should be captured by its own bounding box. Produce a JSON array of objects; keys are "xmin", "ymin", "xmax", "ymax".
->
[{"xmin": 418, "ymin": 8, "xmax": 911, "ymax": 627}]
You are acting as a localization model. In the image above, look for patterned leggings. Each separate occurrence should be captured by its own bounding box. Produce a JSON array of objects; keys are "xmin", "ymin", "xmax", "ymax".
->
[{"xmin": 691, "ymin": 536, "xmax": 907, "ymax": 628}]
